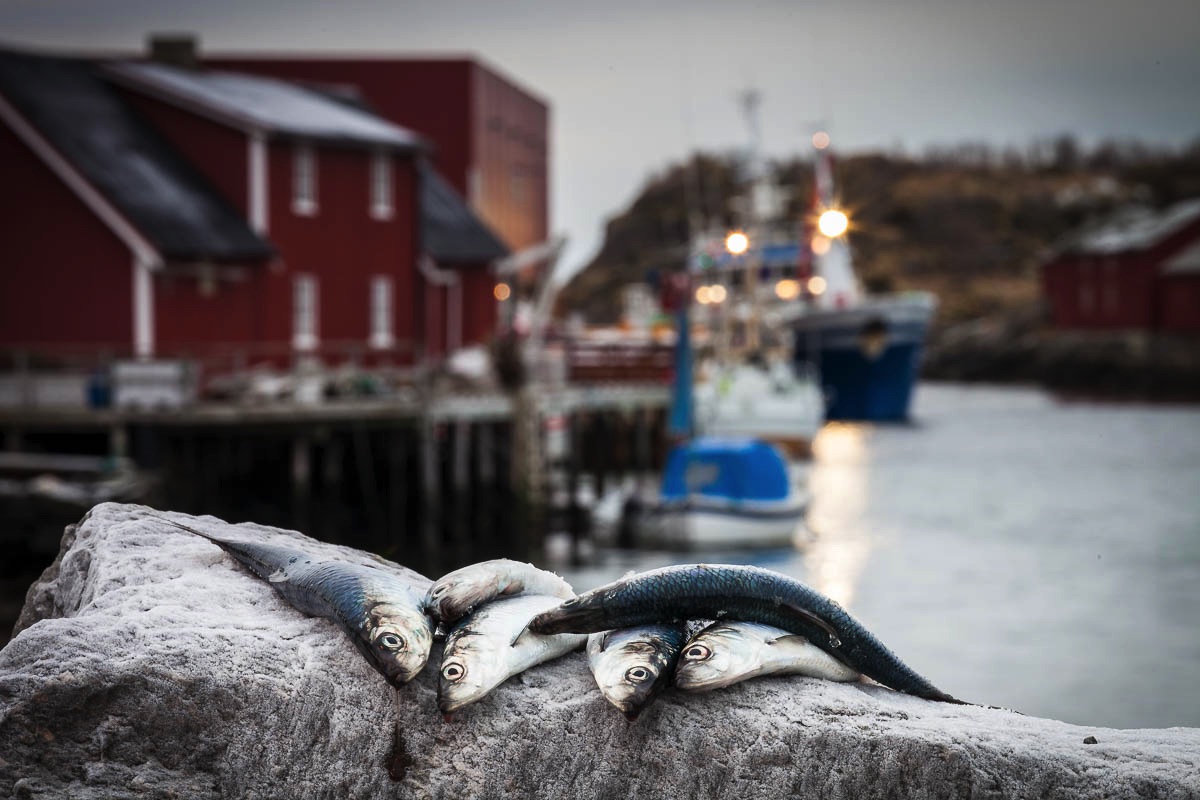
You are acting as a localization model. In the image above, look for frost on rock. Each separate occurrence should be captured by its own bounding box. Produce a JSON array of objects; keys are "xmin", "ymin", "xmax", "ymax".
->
[{"xmin": 1, "ymin": 503, "xmax": 1199, "ymax": 799}]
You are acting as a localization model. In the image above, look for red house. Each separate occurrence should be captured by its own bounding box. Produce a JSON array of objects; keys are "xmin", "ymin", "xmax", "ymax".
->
[
  {"xmin": 1041, "ymin": 199, "xmax": 1200, "ymax": 334},
  {"xmin": 203, "ymin": 53, "xmax": 550, "ymax": 348},
  {"xmin": 0, "ymin": 43, "xmax": 512, "ymax": 374}
]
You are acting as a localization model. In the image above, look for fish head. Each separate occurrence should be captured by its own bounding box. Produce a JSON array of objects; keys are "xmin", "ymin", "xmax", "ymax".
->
[
  {"xmin": 588, "ymin": 631, "xmax": 677, "ymax": 720},
  {"xmin": 673, "ymin": 622, "xmax": 772, "ymax": 692},
  {"xmin": 436, "ymin": 627, "xmax": 508, "ymax": 715},
  {"xmin": 424, "ymin": 565, "xmax": 506, "ymax": 626},
  {"xmin": 356, "ymin": 601, "xmax": 435, "ymax": 687}
]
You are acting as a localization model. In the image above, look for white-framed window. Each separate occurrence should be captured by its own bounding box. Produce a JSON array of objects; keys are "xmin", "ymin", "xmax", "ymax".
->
[
  {"xmin": 370, "ymin": 151, "xmax": 393, "ymax": 220},
  {"xmin": 369, "ymin": 275, "xmax": 394, "ymax": 349},
  {"xmin": 292, "ymin": 143, "xmax": 317, "ymax": 216},
  {"xmin": 293, "ymin": 273, "xmax": 318, "ymax": 351}
]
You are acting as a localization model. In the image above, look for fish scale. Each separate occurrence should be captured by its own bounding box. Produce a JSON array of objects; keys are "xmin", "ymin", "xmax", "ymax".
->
[{"xmin": 529, "ymin": 564, "xmax": 962, "ymax": 703}]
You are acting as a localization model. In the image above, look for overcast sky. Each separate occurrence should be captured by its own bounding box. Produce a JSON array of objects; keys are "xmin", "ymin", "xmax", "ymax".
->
[{"xmin": 3, "ymin": 0, "xmax": 1199, "ymax": 276}]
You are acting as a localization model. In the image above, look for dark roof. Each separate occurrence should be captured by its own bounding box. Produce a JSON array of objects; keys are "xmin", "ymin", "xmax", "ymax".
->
[
  {"xmin": 421, "ymin": 165, "xmax": 509, "ymax": 264},
  {"xmin": 106, "ymin": 61, "xmax": 425, "ymax": 150},
  {"xmin": 0, "ymin": 48, "xmax": 273, "ymax": 263}
]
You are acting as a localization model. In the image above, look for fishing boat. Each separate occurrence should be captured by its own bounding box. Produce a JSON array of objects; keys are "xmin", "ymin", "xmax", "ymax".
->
[
  {"xmin": 782, "ymin": 135, "xmax": 936, "ymax": 421},
  {"xmin": 686, "ymin": 92, "xmax": 826, "ymax": 452}
]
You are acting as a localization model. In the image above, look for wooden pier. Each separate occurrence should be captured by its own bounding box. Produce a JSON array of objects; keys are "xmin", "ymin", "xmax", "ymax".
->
[{"xmin": 0, "ymin": 383, "xmax": 671, "ymax": 576}]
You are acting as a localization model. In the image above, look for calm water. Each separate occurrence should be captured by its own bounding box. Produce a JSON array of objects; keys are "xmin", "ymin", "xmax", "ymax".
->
[{"xmin": 561, "ymin": 383, "xmax": 1200, "ymax": 730}]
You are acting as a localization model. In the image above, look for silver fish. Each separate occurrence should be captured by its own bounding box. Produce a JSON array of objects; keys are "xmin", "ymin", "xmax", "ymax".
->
[
  {"xmin": 674, "ymin": 620, "xmax": 861, "ymax": 692},
  {"xmin": 154, "ymin": 516, "xmax": 434, "ymax": 687},
  {"xmin": 438, "ymin": 594, "xmax": 586, "ymax": 716},
  {"xmin": 425, "ymin": 558, "xmax": 574, "ymax": 626},
  {"xmin": 586, "ymin": 623, "xmax": 687, "ymax": 720}
]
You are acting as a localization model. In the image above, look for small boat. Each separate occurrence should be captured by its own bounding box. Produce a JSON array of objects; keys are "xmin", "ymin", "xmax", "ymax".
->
[{"xmin": 636, "ymin": 437, "xmax": 807, "ymax": 550}]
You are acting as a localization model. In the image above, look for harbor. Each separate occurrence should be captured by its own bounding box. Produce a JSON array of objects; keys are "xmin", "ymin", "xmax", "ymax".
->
[{"xmin": 2, "ymin": 4, "xmax": 1200, "ymax": 797}]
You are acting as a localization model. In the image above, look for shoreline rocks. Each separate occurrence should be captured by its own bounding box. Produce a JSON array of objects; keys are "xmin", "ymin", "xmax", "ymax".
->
[
  {"xmin": 2, "ymin": 504, "xmax": 1198, "ymax": 798},
  {"xmin": 923, "ymin": 316, "xmax": 1200, "ymax": 400}
]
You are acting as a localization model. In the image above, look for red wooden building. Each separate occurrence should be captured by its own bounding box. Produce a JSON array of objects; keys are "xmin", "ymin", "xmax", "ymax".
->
[
  {"xmin": 204, "ymin": 54, "xmax": 551, "ymax": 347},
  {"xmin": 1041, "ymin": 199, "xmax": 1200, "ymax": 333},
  {"xmin": 0, "ymin": 42, "xmax": 519, "ymax": 372}
]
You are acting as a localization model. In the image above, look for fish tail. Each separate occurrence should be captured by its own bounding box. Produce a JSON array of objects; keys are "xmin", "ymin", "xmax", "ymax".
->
[
  {"xmin": 923, "ymin": 688, "xmax": 969, "ymax": 705},
  {"xmin": 147, "ymin": 514, "xmax": 279, "ymax": 581},
  {"xmin": 147, "ymin": 513, "xmax": 226, "ymax": 543}
]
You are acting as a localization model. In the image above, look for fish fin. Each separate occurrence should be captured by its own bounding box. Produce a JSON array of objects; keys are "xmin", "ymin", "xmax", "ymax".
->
[
  {"xmin": 780, "ymin": 601, "xmax": 843, "ymax": 647},
  {"xmin": 509, "ymin": 624, "xmax": 532, "ymax": 648},
  {"xmin": 597, "ymin": 630, "xmax": 611, "ymax": 651},
  {"xmin": 267, "ymin": 569, "xmax": 289, "ymax": 583},
  {"xmin": 765, "ymin": 633, "xmax": 810, "ymax": 647}
]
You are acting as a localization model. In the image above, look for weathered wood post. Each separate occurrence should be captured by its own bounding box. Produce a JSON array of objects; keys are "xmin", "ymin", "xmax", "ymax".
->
[
  {"xmin": 492, "ymin": 331, "xmax": 543, "ymax": 563},
  {"xmin": 418, "ymin": 412, "xmax": 440, "ymax": 575}
]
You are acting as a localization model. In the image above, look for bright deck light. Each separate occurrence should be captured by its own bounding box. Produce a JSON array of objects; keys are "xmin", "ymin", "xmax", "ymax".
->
[
  {"xmin": 709, "ymin": 284, "xmax": 727, "ymax": 303},
  {"xmin": 696, "ymin": 286, "xmax": 712, "ymax": 305},
  {"xmin": 812, "ymin": 131, "xmax": 831, "ymax": 150},
  {"xmin": 775, "ymin": 278, "xmax": 800, "ymax": 300},
  {"xmin": 817, "ymin": 209, "xmax": 849, "ymax": 238},
  {"xmin": 725, "ymin": 231, "xmax": 750, "ymax": 255},
  {"xmin": 807, "ymin": 276, "xmax": 827, "ymax": 296},
  {"xmin": 811, "ymin": 234, "xmax": 832, "ymax": 255},
  {"xmin": 493, "ymin": 282, "xmax": 512, "ymax": 301}
]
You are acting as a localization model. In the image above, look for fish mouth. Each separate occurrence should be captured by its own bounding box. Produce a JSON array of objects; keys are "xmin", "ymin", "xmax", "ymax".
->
[{"xmin": 437, "ymin": 693, "xmax": 475, "ymax": 716}]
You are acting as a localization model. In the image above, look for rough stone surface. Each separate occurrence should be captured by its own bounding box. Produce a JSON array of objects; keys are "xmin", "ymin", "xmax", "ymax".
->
[{"xmin": 2, "ymin": 503, "xmax": 1198, "ymax": 799}]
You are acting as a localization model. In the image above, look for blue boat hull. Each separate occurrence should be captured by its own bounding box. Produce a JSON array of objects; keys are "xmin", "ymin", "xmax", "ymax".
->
[{"xmin": 791, "ymin": 295, "xmax": 935, "ymax": 422}]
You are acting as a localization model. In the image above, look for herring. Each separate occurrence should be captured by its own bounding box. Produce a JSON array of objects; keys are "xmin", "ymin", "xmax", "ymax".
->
[
  {"xmin": 527, "ymin": 563, "xmax": 964, "ymax": 703},
  {"xmin": 674, "ymin": 621, "xmax": 860, "ymax": 692},
  {"xmin": 586, "ymin": 623, "xmax": 687, "ymax": 720},
  {"xmin": 438, "ymin": 594, "xmax": 586, "ymax": 716},
  {"xmin": 153, "ymin": 516, "xmax": 433, "ymax": 688},
  {"xmin": 425, "ymin": 559, "xmax": 574, "ymax": 626}
]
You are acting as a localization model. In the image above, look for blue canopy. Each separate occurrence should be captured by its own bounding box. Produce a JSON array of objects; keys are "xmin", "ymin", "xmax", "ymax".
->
[{"xmin": 660, "ymin": 438, "xmax": 791, "ymax": 502}]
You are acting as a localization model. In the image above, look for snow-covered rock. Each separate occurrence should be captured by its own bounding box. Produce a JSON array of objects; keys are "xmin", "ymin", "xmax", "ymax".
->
[{"xmin": 1, "ymin": 504, "xmax": 1197, "ymax": 799}]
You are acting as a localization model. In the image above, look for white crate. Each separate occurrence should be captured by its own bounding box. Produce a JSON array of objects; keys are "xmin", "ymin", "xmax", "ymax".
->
[{"xmin": 112, "ymin": 360, "xmax": 196, "ymax": 410}]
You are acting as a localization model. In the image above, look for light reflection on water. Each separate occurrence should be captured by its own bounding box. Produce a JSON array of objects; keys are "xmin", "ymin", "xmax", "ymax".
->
[
  {"xmin": 804, "ymin": 423, "xmax": 872, "ymax": 608},
  {"xmin": 560, "ymin": 383, "xmax": 1200, "ymax": 729}
]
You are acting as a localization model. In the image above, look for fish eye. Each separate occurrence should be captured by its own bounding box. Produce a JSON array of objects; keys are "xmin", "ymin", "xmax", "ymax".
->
[
  {"xmin": 625, "ymin": 666, "xmax": 652, "ymax": 683},
  {"xmin": 377, "ymin": 632, "xmax": 406, "ymax": 651},
  {"xmin": 683, "ymin": 644, "xmax": 712, "ymax": 661},
  {"xmin": 442, "ymin": 662, "xmax": 466, "ymax": 682},
  {"xmin": 560, "ymin": 597, "xmax": 579, "ymax": 607}
]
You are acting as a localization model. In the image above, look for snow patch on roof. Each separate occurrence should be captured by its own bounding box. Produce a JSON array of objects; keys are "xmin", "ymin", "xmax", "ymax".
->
[
  {"xmin": 1068, "ymin": 198, "xmax": 1200, "ymax": 255},
  {"xmin": 106, "ymin": 61, "xmax": 424, "ymax": 149}
]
